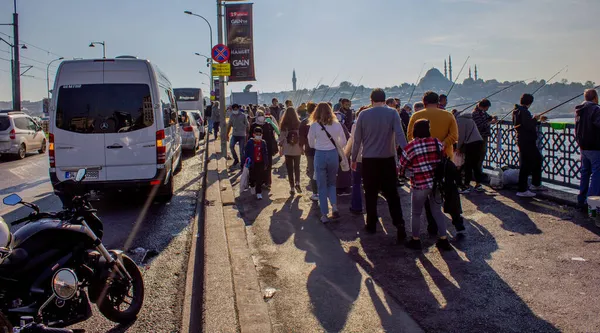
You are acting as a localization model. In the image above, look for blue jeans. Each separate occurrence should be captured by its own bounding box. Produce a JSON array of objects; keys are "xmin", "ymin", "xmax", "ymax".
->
[
  {"xmin": 208, "ymin": 119, "xmax": 214, "ymax": 133},
  {"xmin": 579, "ymin": 150, "xmax": 600, "ymax": 204},
  {"xmin": 351, "ymin": 162, "xmax": 363, "ymax": 211},
  {"xmin": 315, "ymin": 149, "xmax": 339, "ymax": 216},
  {"xmin": 230, "ymin": 135, "xmax": 246, "ymax": 164}
]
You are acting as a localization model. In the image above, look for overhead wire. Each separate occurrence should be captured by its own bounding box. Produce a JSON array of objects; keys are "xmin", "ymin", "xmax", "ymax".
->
[{"xmin": 0, "ymin": 31, "xmax": 65, "ymax": 58}]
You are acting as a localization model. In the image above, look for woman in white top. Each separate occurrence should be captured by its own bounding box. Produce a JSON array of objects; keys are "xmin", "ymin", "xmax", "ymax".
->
[{"xmin": 308, "ymin": 103, "xmax": 347, "ymax": 223}]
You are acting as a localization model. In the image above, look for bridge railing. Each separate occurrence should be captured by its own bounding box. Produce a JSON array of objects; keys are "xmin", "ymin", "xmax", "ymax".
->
[{"xmin": 483, "ymin": 120, "xmax": 580, "ymax": 189}]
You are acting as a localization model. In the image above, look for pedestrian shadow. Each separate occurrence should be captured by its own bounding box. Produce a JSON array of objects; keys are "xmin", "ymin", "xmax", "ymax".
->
[
  {"xmin": 269, "ymin": 197, "xmax": 362, "ymax": 332},
  {"xmin": 462, "ymin": 191, "xmax": 542, "ymax": 235},
  {"xmin": 0, "ymin": 178, "xmax": 50, "ymax": 196},
  {"xmin": 345, "ymin": 213, "xmax": 560, "ymax": 333}
]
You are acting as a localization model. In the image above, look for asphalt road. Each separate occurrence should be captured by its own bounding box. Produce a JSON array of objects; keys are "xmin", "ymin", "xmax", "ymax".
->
[{"xmin": 0, "ymin": 147, "xmax": 204, "ymax": 332}]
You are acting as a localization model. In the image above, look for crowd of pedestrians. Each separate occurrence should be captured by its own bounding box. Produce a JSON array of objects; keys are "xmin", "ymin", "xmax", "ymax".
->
[{"xmin": 204, "ymin": 84, "xmax": 600, "ymax": 247}]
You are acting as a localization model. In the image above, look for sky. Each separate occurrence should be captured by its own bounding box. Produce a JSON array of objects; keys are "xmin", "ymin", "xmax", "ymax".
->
[{"xmin": 0, "ymin": 0, "xmax": 598, "ymax": 102}]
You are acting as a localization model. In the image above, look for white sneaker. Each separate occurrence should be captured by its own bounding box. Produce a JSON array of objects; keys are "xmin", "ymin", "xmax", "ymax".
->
[
  {"xmin": 529, "ymin": 185, "xmax": 545, "ymax": 192},
  {"xmin": 257, "ymin": 193, "xmax": 263, "ymax": 200},
  {"xmin": 251, "ymin": 187, "xmax": 256, "ymax": 195},
  {"xmin": 516, "ymin": 190, "xmax": 536, "ymax": 198},
  {"xmin": 310, "ymin": 194, "xmax": 319, "ymax": 201}
]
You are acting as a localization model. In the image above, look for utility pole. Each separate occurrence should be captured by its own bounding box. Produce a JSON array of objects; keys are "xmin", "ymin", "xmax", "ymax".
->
[
  {"xmin": 13, "ymin": 0, "xmax": 21, "ymax": 111},
  {"xmin": 217, "ymin": 0, "xmax": 227, "ymax": 156}
]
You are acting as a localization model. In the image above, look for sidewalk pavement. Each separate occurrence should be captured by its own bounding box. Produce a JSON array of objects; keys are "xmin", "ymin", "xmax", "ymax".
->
[{"xmin": 225, "ymin": 147, "xmax": 600, "ymax": 333}]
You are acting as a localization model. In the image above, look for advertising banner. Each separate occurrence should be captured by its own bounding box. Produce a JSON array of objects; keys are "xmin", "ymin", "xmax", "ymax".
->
[{"xmin": 225, "ymin": 3, "xmax": 256, "ymax": 82}]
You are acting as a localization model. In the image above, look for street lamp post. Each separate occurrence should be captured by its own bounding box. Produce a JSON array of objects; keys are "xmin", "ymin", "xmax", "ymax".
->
[
  {"xmin": 46, "ymin": 57, "xmax": 64, "ymax": 100},
  {"xmin": 184, "ymin": 11, "xmax": 214, "ymax": 102},
  {"xmin": 89, "ymin": 41, "xmax": 106, "ymax": 58},
  {"xmin": 199, "ymin": 71, "xmax": 211, "ymax": 80}
]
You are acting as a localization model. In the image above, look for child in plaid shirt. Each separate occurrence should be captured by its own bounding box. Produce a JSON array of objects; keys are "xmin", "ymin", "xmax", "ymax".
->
[{"xmin": 399, "ymin": 119, "xmax": 452, "ymax": 251}]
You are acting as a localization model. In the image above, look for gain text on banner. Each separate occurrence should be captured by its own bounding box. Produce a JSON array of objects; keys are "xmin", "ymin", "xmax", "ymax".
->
[{"xmin": 225, "ymin": 3, "xmax": 256, "ymax": 82}]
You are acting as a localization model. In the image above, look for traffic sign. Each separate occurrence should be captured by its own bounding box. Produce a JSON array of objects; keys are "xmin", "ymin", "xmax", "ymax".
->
[
  {"xmin": 212, "ymin": 63, "xmax": 231, "ymax": 76},
  {"xmin": 212, "ymin": 44, "xmax": 230, "ymax": 63}
]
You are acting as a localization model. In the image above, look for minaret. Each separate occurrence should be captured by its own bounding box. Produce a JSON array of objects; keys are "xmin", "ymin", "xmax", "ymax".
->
[
  {"xmin": 292, "ymin": 69, "xmax": 297, "ymax": 92},
  {"xmin": 474, "ymin": 65, "xmax": 478, "ymax": 81},
  {"xmin": 448, "ymin": 55, "xmax": 453, "ymax": 82},
  {"xmin": 444, "ymin": 60, "xmax": 448, "ymax": 79},
  {"xmin": 468, "ymin": 66, "xmax": 472, "ymax": 79}
]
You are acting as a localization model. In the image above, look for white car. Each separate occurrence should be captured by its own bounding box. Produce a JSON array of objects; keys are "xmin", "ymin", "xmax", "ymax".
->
[
  {"xmin": 0, "ymin": 111, "xmax": 47, "ymax": 159},
  {"xmin": 187, "ymin": 110, "xmax": 206, "ymax": 140},
  {"xmin": 179, "ymin": 110, "xmax": 200, "ymax": 152},
  {"xmin": 49, "ymin": 57, "xmax": 183, "ymax": 201}
]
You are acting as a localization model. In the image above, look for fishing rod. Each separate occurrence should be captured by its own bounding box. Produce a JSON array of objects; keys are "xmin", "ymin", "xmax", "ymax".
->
[
  {"xmin": 447, "ymin": 56, "xmax": 470, "ymax": 98},
  {"xmin": 407, "ymin": 63, "xmax": 426, "ymax": 104},
  {"xmin": 512, "ymin": 84, "xmax": 600, "ymax": 130},
  {"xmin": 328, "ymin": 78, "xmax": 348, "ymax": 103},
  {"xmin": 456, "ymin": 80, "xmax": 527, "ymax": 115},
  {"xmin": 350, "ymin": 76, "xmax": 363, "ymax": 101},
  {"xmin": 497, "ymin": 66, "xmax": 567, "ymax": 122},
  {"xmin": 531, "ymin": 65, "xmax": 567, "ymax": 95},
  {"xmin": 321, "ymin": 73, "xmax": 340, "ymax": 102},
  {"xmin": 294, "ymin": 74, "xmax": 310, "ymax": 106},
  {"xmin": 306, "ymin": 77, "xmax": 323, "ymax": 102}
]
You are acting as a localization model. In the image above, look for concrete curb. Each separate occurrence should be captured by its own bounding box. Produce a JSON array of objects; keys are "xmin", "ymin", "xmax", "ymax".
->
[
  {"xmin": 217, "ymin": 151, "xmax": 273, "ymax": 333},
  {"xmin": 181, "ymin": 136, "xmax": 210, "ymax": 333}
]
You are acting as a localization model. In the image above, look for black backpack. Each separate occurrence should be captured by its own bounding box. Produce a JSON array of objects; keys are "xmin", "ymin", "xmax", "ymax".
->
[
  {"xmin": 286, "ymin": 130, "xmax": 299, "ymax": 145},
  {"xmin": 432, "ymin": 139, "xmax": 462, "ymax": 215}
]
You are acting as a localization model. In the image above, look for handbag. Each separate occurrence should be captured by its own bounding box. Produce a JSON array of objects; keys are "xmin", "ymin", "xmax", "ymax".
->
[{"xmin": 319, "ymin": 123, "xmax": 350, "ymax": 172}]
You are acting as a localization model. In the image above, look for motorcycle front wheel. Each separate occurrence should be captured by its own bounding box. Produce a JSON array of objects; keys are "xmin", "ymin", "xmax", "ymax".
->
[{"xmin": 97, "ymin": 255, "xmax": 144, "ymax": 324}]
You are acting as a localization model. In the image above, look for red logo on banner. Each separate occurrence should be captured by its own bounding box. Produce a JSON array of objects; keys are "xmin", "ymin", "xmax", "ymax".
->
[{"xmin": 229, "ymin": 11, "xmax": 249, "ymax": 17}]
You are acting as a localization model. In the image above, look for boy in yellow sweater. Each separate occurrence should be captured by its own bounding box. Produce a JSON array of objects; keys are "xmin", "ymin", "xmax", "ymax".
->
[{"xmin": 407, "ymin": 91, "xmax": 458, "ymax": 157}]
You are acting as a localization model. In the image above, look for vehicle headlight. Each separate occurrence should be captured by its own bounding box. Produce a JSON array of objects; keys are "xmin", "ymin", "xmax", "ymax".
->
[{"xmin": 52, "ymin": 268, "xmax": 78, "ymax": 300}]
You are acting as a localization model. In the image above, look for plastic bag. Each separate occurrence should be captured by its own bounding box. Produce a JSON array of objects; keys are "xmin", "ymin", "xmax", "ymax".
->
[
  {"xmin": 453, "ymin": 151, "xmax": 465, "ymax": 167},
  {"xmin": 489, "ymin": 167, "xmax": 504, "ymax": 189},
  {"xmin": 502, "ymin": 168, "xmax": 520, "ymax": 186},
  {"xmin": 239, "ymin": 159, "xmax": 251, "ymax": 196}
]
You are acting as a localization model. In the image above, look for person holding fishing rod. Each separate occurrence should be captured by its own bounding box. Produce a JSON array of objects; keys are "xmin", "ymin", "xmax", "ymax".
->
[
  {"xmin": 574, "ymin": 89, "xmax": 600, "ymax": 209},
  {"xmin": 513, "ymin": 93, "xmax": 547, "ymax": 198},
  {"xmin": 471, "ymin": 99, "xmax": 497, "ymax": 186}
]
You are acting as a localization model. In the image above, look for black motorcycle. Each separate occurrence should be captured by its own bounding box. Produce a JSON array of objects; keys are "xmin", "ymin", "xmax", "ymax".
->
[{"xmin": 0, "ymin": 169, "xmax": 144, "ymax": 333}]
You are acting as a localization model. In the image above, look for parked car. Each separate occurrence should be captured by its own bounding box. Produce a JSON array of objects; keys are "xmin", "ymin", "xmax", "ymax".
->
[
  {"xmin": 179, "ymin": 110, "xmax": 200, "ymax": 152},
  {"xmin": 187, "ymin": 110, "xmax": 206, "ymax": 140},
  {"xmin": 49, "ymin": 58, "xmax": 183, "ymax": 201},
  {"xmin": 0, "ymin": 111, "xmax": 47, "ymax": 159}
]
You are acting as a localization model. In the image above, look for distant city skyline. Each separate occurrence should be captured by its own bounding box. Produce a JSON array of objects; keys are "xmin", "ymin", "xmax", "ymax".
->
[{"xmin": 0, "ymin": 0, "xmax": 598, "ymax": 102}]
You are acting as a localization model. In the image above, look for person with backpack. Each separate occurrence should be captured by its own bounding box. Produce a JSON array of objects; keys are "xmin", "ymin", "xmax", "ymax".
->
[
  {"xmin": 399, "ymin": 119, "xmax": 452, "ymax": 251},
  {"xmin": 345, "ymin": 105, "xmax": 370, "ymax": 214},
  {"xmin": 408, "ymin": 91, "xmax": 461, "ymax": 235},
  {"xmin": 244, "ymin": 127, "xmax": 271, "ymax": 200},
  {"xmin": 250, "ymin": 109, "xmax": 278, "ymax": 189},
  {"xmin": 334, "ymin": 107, "xmax": 352, "ymax": 196},
  {"xmin": 279, "ymin": 107, "xmax": 303, "ymax": 195},
  {"xmin": 308, "ymin": 103, "xmax": 348, "ymax": 223},
  {"xmin": 300, "ymin": 102, "xmax": 319, "ymax": 201}
]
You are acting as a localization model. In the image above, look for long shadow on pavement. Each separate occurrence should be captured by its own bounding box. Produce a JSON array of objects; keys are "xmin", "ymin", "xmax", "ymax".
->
[
  {"xmin": 269, "ymin": 197, "xmax": 362, "ymax": 332},
  {"xmin": 462, "ymin": 191, "xmax": 543, "ymax": 235},
  {"xmin": 331, "ymin": 193, "xmax": 560, "ymax": 333}
]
